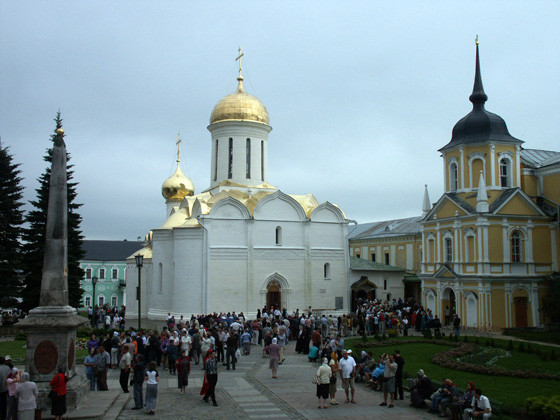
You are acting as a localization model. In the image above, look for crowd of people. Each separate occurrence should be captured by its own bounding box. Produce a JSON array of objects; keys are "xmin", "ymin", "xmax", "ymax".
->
[{"xmin": 87, "ymin": 305, "xmax": 126, "ymax": 329}]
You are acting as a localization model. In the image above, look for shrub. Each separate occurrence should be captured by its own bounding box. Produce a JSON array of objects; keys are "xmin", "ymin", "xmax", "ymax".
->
[
  {"xmin": 14, "ymin": 332, "xmax": 27, "ymax": 341},
  {"xmin": 375, "ymin": 334, "xmax": 381, "ymax": 342},
  {"xmin": 422, "ymin": 329, "xmax": 433, "ymax": 339},
  {"xmin": 485, "ymin": 339, "xmax": 491, "ymax": 347},
  {"xmin": 381, "ymin": 333, "xmax": 388, "ymax": 341},
  {"xmin": 527, "ymin": 343, "xmax": 533, "ymax": 353},
  {"xmin": 550, "ymin": 350, "xmax": 557, "ymax": 361},
  {"xmin": 387, "ymin": 328, "xmax": 399, "ymax": 338},
  {"xmin": 526, "ymin": 395, "xmax": 560, "ymax": 420},
  {"xmin": 517, "ymin": 342, "xmax": 525, "ymax": 352},
  {"xmin": 507, "ymin": 339, "xmax": 514, "ymax": 351}
]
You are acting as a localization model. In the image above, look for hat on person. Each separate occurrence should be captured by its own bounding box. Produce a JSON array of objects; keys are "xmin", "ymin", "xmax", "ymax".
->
[
  {"xmin": 347, "ymin": 349, "xmax": 352, "ymax": 354},
  {"xmin": 4, "ymin": 355, "xmax": 11, "ymax": 361}
]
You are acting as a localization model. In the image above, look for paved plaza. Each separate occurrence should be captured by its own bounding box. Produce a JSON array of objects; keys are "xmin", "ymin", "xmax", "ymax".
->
[{"xmin": 93, "ymin": 341, "xmax": 433, "ymax": 420}]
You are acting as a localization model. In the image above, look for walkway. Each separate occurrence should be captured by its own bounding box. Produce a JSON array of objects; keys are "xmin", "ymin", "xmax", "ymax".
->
[{"xmin": 106, "ymin": 341, "xmax": 433, "ymax": 420}]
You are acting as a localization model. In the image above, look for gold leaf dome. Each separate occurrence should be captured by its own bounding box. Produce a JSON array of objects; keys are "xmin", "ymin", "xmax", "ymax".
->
[
  {"xmin": 162, "ymin": 164, "xmax": 194, "ymax": 201},
  {"xmin": 210, "ymin": 76, "xmax": 270, "ymax": 125}
]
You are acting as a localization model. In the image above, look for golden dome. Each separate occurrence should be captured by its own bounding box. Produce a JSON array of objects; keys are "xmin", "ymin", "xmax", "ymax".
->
[
  {"xmin": 210, "ymin": 76, "xmax": 270, "ymax": 125},
  {"xmin": 162, "ymin": 164, "xmax": 194, "ymax": 201}
]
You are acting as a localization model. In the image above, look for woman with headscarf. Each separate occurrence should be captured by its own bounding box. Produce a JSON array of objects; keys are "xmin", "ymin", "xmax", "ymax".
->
[
  {"xmin": 176, "ymin": 349, "xmax": 190, "ymax": 395},
  {"xmin": 6, "ymin": 367, "xmax": 21, "ymax": 420},
  {"xmin": 328, "ymin": 352, "xmax": 340, "ymax": 405},
  {"xmin": 15, "ymin": 372, "xmax": 38, "ymax": 420},
  {"xmin": 268, "ymin": 337, "xmax": 280, "ymax": 378},
  {"xmin": 316, "ymin": 358, "xmax": 332, "ymax": 409},
  {"xmin": 49, "ymin": 365, "xmax": 68, "ymax": 420}
]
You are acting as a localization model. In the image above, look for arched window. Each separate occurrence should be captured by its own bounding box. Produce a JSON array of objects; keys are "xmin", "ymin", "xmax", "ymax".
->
[
  {"xmin": 214, "ymin": 139, "xmax": 219, "ymax": 181},
  {"xmin": 275, "ymin": 226, "xmax": 282, "ymax": 246},
  {"xmin": 228, "ymin": 137, "xmax": 233, "ymax": 179},
  {"xmin": 246, "ymin": 138, "xmax": 251, "ymax": 178},
  {"xmin": 449, "ymin": 162, "xmax": 458, "ymax": 191},
  {"xmin": 511, "ymin": 230, "xmax": 522, "ymax": 263},
  {"xmin": 444, "ymin": 237, "xmax": 453, "ymax": 263},
  {"xmin": 158, "ymin": 263, "xmax": 163, "ymax": 294},
  {"xmin": 500, "ymin": 158, "xmax": 512, "ymax": 187},
  {"xmin": 323, "ymin": 263, "xmax": 331, "ymax": 279},
  {"xmin": 261, "ymin": 140, "xmax": 265, "ymax": 181}
]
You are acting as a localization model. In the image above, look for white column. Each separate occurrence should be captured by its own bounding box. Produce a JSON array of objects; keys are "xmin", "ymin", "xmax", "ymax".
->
[
  {"xmin": 530, "ymin": 285, "xmax": 539, "ymax": 327},
  {"xmin": 436, "ymin": 224, "xmax": 441, "ymax": 268},
  {"xmin": 460, "ymin": 148, "xmax": 465, "ymax": 190},
  {"xmin": 516, "ymin": 146, "xmax": 521, "ymax": 187},
  {"xmin": 490, "ymin": 144, "xmax": 496, "ymax": 187}
]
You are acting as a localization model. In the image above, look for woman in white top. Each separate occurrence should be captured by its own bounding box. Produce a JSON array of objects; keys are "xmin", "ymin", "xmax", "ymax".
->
[
  {"xmin": 144, "ymin": 362, "xmax": 159, "ymax": 415},
  {"xmin": 316, "ymin": 358, "xmax": 332, "ymax": 409},
  {"xmin": 15, "ymin": 372, "xmax": 38, "ymax": 420},
  {"xmin": 200, "ymin": 332, "xmax": 212, "ymax": 356}
]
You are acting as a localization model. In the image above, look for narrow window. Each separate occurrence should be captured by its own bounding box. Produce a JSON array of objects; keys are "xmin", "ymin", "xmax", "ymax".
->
[
  {"xmin": 214, "ymin": 139, "xmax": 219, "ymax": 181},
  {"xmin": 445, "ymin": 238, "xmax": 453, "ymax": 263},
  {"xmin": 261, "ymin": 140, "xmax": 264, "ymax": 181},
  {"xmin": 246, "ymin": 138, "xmax": 251, "ymax": 178},
  {"xmin": 99, "ymin": 268, "xmax": 105, "ymax": 279},
  {"xmin": 111, "ymin": 295, "xmax": 118, "ymax": 307},
  {"xmin": 450, "ymin": 162, "xmax": 458, "ymax": 191},
  {"xmin": 98, "ymin": 295, "xmax": 105, "ymax": 307},
  {"xmin": 158, "ymin": 263, "xmax": 163, "ymax": 293},
  {"xmin": 384, "ymin": 253, "xmax": 390, "ymax": 265},
  {"xmin": 85, "ymin": 268, "xmax": 92, "ymax": 279},
  {"xmin": 324, "ymin": 263, "xmax": 331, "ymax": 279},
  {"xmin": 84, "ymin": 296, "xmax": 91, "ymax": 307},
  {"xmin": 112, "ymin": 268, "xmax": 118, "ymax": 279},
  {"xmin": 275, "ymin": 226, "xmax": 282, "ymax": 245},
  {"xmin": 500, "ymin": 158, "xmax": 511, "ymax": 187},
  {"xmin": 384, "ymin": 279, "xmax": 387, "ymax": 290},
  {"xmin": 228, "ymin": 138, "xmax": 233, "ymax": 179},
  {"xmin": 511, "ymin": 231, "xmax": 522, "ymax": 263},
  {"xmin": 371, "ymin": 253, "xmax": 376, "ymax": 262}
]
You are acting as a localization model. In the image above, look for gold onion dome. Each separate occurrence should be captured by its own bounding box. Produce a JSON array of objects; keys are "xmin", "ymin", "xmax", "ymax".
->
[
  {"xmin": 162, "ymin": 164, "xmax": 194, "ymax": 201},
  {"xmin": 210, "ymin": 75, "xmax": 270, "ymax": 125}
]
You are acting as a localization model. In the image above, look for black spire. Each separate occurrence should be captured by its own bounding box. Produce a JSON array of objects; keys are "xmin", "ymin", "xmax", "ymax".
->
[{"xmin": 468, "ymin": 42, "xmax": 488, "ymax": 108}]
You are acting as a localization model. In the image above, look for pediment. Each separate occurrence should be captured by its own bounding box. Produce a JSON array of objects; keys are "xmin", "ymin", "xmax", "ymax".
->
[
  {"xmin": 425, "ymin": 195, "xmax": 472, "ymax": 221},
  {"xmin": 433, "ymin": 264, "xmax": 458, "ymax": 279},
  {"xmin": 492, "ymin": 190, "xmax": 546, "ymax": 217}
]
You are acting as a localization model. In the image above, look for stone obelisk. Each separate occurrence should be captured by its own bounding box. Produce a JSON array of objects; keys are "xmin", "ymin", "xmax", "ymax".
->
[{"xmin": 18, "ymin": 128, "xmax": 88, "ymax": 410}]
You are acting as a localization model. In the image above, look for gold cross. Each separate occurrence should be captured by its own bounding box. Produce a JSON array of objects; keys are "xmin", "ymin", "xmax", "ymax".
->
[
  {"xmin": 176, "ymin": 132, "xmax": 182, "ymax": 162},
  {"xmin": 236, "ymin": 47, "xmax": 244, "ymax": 77}
]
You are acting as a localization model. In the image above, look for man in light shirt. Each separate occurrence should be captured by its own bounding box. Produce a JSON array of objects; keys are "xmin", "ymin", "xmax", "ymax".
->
[
  {"xmin": 463, "ymin": 388, "xmax": 492, "ymax": 419},
  {"xmin": 338, "ymin": 350, "xmax": 357, "ymax": 404}
]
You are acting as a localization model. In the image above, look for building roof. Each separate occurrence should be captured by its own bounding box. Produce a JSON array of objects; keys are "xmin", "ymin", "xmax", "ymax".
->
[
  {"xmin": 439, "ymin": 44, "xmax": 522, "ymax": 152},
  {"xmin": 82, "ymin": 240, "xmax": 145, "ymax": 262},
  {"xmin": 349, "ymin": 256, "xmax": 405, "ymax": 272},
  {"xmin": 348, "ymin": 216, "xmax": 423, "ymax": 240},
  {"xmin": 521, "ymin": 149, "xmax": 560, "ymax": 168}
]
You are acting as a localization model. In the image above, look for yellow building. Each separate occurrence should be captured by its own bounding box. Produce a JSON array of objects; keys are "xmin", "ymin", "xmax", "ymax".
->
[{"xmin": 420, "ymin": 43, "xmax": 560, "ymax": 331}]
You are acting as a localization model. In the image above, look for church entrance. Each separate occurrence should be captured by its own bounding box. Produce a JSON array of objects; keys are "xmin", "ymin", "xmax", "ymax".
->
[
  {"xmin": 514, "ymin": 297, "xmax": 528, "ymax": 327},
  {"xmin": 351, "ymin": 277, "xmax": 377, "ymax": 312},
  {"xmin": 442, "ymin": 288, "xmax": 456, "ymax": 319},
  {"xmin": 266, "ymin": 281, "xmax": 281, "ymax": 310}
]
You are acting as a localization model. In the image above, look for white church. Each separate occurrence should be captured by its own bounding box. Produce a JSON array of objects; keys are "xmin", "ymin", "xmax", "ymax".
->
[{"xmin": 126, "ymin": 62, "xmax": 351, "ymax": 322}]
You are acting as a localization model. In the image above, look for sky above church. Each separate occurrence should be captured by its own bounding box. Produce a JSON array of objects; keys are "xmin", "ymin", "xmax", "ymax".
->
[{"xmin": 1, "ymin": 1, "xmax": 558, "ymax": 240}]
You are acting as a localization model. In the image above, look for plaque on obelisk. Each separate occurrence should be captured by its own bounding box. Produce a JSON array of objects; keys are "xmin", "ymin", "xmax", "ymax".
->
[{"xmin": 18, "ymin": 128, "xmax": 88, "ymax": 410}]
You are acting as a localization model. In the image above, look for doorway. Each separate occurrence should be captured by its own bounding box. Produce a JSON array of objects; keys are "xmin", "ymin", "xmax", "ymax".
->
[
  {"xmin": 266, "ymin": 281, "xmax": 281, "ymax": 310},
  {"xmin": 514, "ymin": 297, "xmax": 528, "ymax": 327}
]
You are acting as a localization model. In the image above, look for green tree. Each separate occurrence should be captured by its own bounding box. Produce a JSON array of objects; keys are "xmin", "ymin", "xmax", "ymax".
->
[
  {"xmin": 21, "ymin": 113, "xmax": 84, "ymax": 310},
  {"xmin": 0, "ymin": 141, "xmax": 25, "ymax": 307}
]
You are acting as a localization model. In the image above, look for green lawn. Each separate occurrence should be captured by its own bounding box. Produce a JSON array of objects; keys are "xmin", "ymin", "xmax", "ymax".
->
[
  {"xmin": 503, "ymin": 330, "xmax": 560, "ymax": 345},
  {"xmin": 0, "ymin": 340, "xmax": 88, "ymax": 362},
  {"xmin": 347, "ymin": 338, "xmax": 560, "ymax": 416}
]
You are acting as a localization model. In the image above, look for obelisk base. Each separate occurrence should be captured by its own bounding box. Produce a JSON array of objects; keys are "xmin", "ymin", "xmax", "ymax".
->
[{"xmin": 18, "ymin": 306, "xmax": 88, "ymax": 410}]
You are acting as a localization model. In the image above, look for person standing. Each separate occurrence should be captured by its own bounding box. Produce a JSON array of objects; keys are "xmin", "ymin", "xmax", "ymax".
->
[
  {"xmin": 240, "ymin": 329, "xmax": 251, "ymax": 355},
  {"xmin": 84, "ymin": 348, "xmax": 97, "ymax": 391},
  {"xmin": 0, "ymin": 356, "xmax": 11, "ymax": 420},
  {"xmin": 380, "ymin": 354, "xmax": 397, "ymax": 408},
  {"xmin": 49, "ymin": 366, "xmax": 68, "ymax": 420},
  {"xmin": 202, "ymin": 350, "xmax": 218, "ymax": 407},
  {"xmin": 316, "ymin": 358, "xmax": 332, "ymax": 409},
  {"xmin": 393, "ymin": 349, "xmax": 405, "ymax": 400},
  {"xmin": 14, "ymin": 373, "xmax": 37, "ymax": 420},
  {"xmin": 119, "ymin": 346, "xmax": 132, "ymax": 393},
  {"xmin": 225, "ymin": 331, "xmax": 238, "ymax": 370},
  {"xmin": 338, "ymin": 350, "xmax": 357, "ymax": 404},
  {"xmin": 167, "ymin": 339, "xmax": 179, "ymax": 375},
  {"xmin": 268, "ymin": 338, "xmax": 280, "ymax": 379},
  {"xmin": 95, "ymin": 346, "xmax": 111, "ymax": 391},
  {"xmin": 328, "ymin": 352, "xmax": 340, "ymax": 405},
  {"xmin": 6, "ymin": 368, "xmax": 21, "ymax": 420},
  {"xmin": 144, "ymin": 362, "xmax": 159, "ymax": 415},
  {"xmin": 453, "ymin": 315, "xmax": 461, "ymax": 337},
  {"xmin": 131, "ymin": 354, "xmax": 145, "ymax": 410},
  {"xmin": 176, "ymin": 350, "xmax": 190, "ymax": 394}
]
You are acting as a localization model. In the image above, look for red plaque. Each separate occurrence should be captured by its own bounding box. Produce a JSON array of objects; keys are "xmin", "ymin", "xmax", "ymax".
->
[
  {"xmin": 34, "ymin": 340, "xmax": 59, "ymax": 374},
  {"xmin": 68, "ymin": 339, "xmax": 75, "ymax": 370}
]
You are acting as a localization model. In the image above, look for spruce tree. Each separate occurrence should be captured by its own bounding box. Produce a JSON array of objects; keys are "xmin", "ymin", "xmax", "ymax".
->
[
  {"xmin": 21, "ymin": 113, "xmax": 84, "ymax": 310},
  {"xmin": 0, "ymin": 141, "xmax": 25, "ymax": 307}
]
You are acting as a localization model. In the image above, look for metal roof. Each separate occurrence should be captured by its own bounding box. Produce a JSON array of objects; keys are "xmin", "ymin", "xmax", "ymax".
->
[
  {"xmin": 521, "ymin": 149, "xmax": 560, "ymax": 168},
  {"xmin": 348, "ymin": 216, "xmax": 422, "ymax": 240},
  {"xmin": 82, "ymin": 240, "xmax": 145, "ymax": 262},
  {"xmin": 349, "ymin": 256, "xmax": 405, "ymax": 272}
]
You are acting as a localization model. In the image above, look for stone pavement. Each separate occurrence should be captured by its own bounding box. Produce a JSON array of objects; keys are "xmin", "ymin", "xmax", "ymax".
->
[{"xmin": 92, "ymin": 341, "xmax": 434, "ymax": 419}]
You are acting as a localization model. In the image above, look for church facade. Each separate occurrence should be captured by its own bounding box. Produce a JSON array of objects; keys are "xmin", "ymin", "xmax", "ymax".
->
[
  {"xmin": 420, "ymin": 43, "xmax": 560, "ymax": 331},
  {"xmin": 125, "ymin": 65, "xmax": 351, "ymax": 321}
]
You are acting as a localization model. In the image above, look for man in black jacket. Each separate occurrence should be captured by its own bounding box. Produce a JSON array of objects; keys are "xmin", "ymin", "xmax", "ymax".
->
[
  {"xmin": 226, "ymin": 330, "xmax": 238, "ymax": 370},
  {"xmin": 393, "ymin": 349, "xmax": 405, "ymax": 400},
  {"xmin": 131, "ymin": 355, "xmax": 145, "ymax": 410}
]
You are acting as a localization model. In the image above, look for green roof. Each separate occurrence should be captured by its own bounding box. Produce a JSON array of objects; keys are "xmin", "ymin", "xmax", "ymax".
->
[{"xmin": 349, "ymin": 256, "xmax": 404, "ymax": 272}]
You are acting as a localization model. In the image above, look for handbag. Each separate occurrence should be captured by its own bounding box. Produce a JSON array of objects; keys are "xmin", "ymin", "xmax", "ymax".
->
[{"xmin": 312, "ymin": 375, "xmax": 320, "ymax": 385}]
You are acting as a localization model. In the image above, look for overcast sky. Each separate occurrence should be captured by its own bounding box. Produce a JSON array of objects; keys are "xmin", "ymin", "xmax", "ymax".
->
[{"xmin": 1, "ymin": 1, "xmax": 558, "ymax": 241}]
